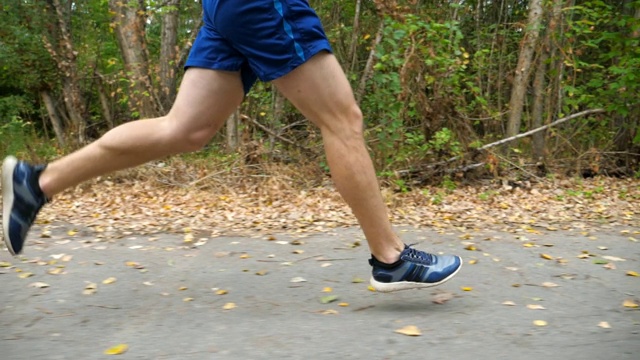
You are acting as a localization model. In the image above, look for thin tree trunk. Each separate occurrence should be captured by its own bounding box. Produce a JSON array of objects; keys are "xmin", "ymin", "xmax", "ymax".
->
[
  {"xmin": 159, "ymin": 0, "xmax": 180, "ymax": 110},
  {"xmin": 531, "ymin": 47, "xmax": 548, "ymax": 161},
  {"xmin": 356, "ymin": 22, "xmax": 384, "ymax": 105},
  {"xmin": 226, "ymin": 108, "xmax": 240, "ymax": 151},
  {"xmin": 44, "ymin": 0, "xmax": 88, "ymax": 144},
  {"xmin": 95, "ymin": 72, "xmax": 115, "ymax": 129},
  {"xmin": 270, "ymin": 91, "xmax": 286, "ymax": 154},
  {"xmin": 109, "ymin": 0, "xmax": 159, "ymax": 119},
  {"xmin": 40, "ymin": 90, "xmax": 66, "ymax": 148},
  {"xmin": 347, "ymin": 0, "xmax": 362, "ymax": 73},
  {"xmin": 506, "ymin": 0, "xmax": 544, "ymax": 137}
]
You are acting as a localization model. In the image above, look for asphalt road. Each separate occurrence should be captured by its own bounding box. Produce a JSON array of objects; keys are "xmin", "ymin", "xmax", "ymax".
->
[{"xmin": 1, "ymin": 225, "xmax": 639, "ymax": 359}]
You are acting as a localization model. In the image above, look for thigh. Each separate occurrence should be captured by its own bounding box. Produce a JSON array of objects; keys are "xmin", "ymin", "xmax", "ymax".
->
[
  {"xmin": 168, "ymin": 68, "xmax": 244, "ymax": 132},
  {"xmin": 272, "ymin": 52, "xmax": 359, "ymax": 128}
]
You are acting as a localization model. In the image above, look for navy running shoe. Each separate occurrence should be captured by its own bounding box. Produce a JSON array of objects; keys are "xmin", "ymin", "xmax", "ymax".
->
[
  {"xmin": 369, "ymin": 244, "xmax": 462, "ymax": 292},
  {"xmin": 2, "ymin": 156, "xmax": 48, "ymax": 255}
]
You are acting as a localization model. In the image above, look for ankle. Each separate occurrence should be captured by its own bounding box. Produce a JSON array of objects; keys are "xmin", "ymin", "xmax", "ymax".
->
[{"xmin": 371, "ymin": 246, "xmax": 404, "ymax": 265}]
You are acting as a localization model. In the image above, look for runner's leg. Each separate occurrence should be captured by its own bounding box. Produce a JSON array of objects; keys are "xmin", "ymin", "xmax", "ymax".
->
[
  {"xmin": 273, "ymin": 52, "xmax": 404, "ymax": 264},
  {"xmin": 39, "ymin": 69, "xmax": 244, "ymax": 197}
]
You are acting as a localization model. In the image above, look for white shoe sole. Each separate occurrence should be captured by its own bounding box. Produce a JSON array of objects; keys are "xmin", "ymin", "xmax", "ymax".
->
[
  {"xmin": 2, "ymin": 156, "xmax": 18, "ymax": 255},
  {"xmin": 370, "ymin": 259, "xmax": 463, "ymax": 293}
]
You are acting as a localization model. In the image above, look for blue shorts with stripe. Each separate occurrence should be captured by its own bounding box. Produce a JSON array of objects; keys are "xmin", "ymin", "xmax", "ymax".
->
[{"xmin": 185, "ymin": 0, "xmax": 333, "ymax": 94}]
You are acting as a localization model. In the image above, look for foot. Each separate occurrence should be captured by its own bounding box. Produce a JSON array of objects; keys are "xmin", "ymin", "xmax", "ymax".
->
[
  {"xmin": 2, "ymin": 156, "xmax": 48, "ymax": 255},
  {"xmin": 369, "ymin": 244, "xmax": 462, "ymax": 292}
]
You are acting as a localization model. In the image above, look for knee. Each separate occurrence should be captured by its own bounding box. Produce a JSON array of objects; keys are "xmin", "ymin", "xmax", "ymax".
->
[
  {"xmin": 324, "ymin": 103, "xmax": 364, "ymax": 140},
  {"xmin": 162, "ymin": 116, "xmax": 220, "ymax": 153}
]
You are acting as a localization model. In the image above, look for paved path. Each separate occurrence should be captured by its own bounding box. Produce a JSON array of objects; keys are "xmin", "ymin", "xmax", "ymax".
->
[{"xmin": 1, "ymin": 225, "xmax": 639, "ymax": 359}]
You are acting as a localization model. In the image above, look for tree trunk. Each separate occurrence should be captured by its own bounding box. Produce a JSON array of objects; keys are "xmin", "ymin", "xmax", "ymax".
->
[
  {"xmin": 347, "ymin": 0, "xmax": 362, "ymax": 73},
  {"xmin": 226, "ymin": 108, "xmax": 240, "ymax": 151},
  {"xmin": 506, "ymin": 0, "xmax": 544, "ymax": 137},
  {"xmin": 356, "ymin": 22, "xmax": 384, "ymax": 105},
  {"xmin": 159, "ymin": 0, "xmax": 180, "ymax": 111},
  {"xmin": 532, "ymin": 0, "xmax": 563, "ymax": 161},
  {"xmin": 109, "ymin": 0, "xmax": 159, "ymax": 119},
  {"xmin": 95, "ymin": 72, "xmax": 115, "ymax": 129},
  {"xmin": 40, "ymin": 90, "xmax": 66, "ymax": 148},
  {"xmin": 44, "ymin": 0, "xmax": 88, "ymax": 144}
]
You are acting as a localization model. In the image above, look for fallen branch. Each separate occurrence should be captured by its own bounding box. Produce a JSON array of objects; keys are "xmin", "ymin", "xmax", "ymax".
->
[
  {"xmin": 240, "ymin": 114, "xmax": 315, "ymax": 154},
  {"xmin": 476, "ymin": 108, "xmax": 605, "ymax": 152},
  {"xmin": 399, "ymin": 108, "xmax": 606, "ymax": 176}
]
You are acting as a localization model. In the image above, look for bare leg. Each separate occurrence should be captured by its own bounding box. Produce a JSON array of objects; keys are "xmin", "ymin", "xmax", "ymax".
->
[
  {"xmin": 273, "ymin": 53, "xmax": 404, "ymax": 263},
  {"xmin": 39, "ymin": 69, "xmax": 244, "ymax": 196}
]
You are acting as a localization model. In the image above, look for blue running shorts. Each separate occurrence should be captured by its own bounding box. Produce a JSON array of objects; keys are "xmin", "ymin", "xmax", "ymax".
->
[{"xmin": 185, "ymin": 0, "xmax": 333, "ymax": 94}]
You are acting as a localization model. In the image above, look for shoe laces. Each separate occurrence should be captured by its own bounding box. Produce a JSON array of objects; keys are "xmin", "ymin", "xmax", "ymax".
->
[{"xmin": 402, "ymin": 244, "xmax": 435, "ymax": 265}]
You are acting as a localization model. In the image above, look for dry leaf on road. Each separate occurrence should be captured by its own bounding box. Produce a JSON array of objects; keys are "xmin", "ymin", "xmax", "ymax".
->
[{"xmin": 395, "ymin": 325, "xmax": 422, "ymax": 336}]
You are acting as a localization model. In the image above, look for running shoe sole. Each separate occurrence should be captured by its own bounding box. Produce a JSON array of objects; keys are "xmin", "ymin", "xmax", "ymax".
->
[{"xmin": 2, "ymin": 156, "xmax": 18, "ymax": 255}]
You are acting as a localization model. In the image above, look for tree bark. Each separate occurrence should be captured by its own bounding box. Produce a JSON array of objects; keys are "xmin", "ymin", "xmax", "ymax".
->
[
  {"xmin": 95, "ymin": 72, "xmax": 115, "ymax": 129},
  {"xmin": 40, "ymin": 90, "xmax": 66, "ymax": 148},
  {"xmin": 347, "ymin": 0, "xmax": 362, "ymax": 73},
  {"xmin": 109, "ymin": 0, "xmax": 159, "ymax": 119},
  {"xmin": 159, "ymin": 0, "xmax": 180, "ymax": 111},
  {"xmin": 506, "ymin": 0, "xmax": 544, "ymax": 137},
  {"xmin": 44, "ymin": 0, "xmax": 88, "ymax": 144},
  {"xmin": 226, "ymin": 108, "xmax": 240, "ymax": 151},
  {"xmin": 356, "ymin": 22, "xmax": 384, "ymax": 105}
]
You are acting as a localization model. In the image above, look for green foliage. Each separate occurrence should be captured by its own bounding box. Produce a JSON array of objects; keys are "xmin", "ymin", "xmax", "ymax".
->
[{"xmin": 363, "ymin": 13, "xmax": 470, "ymax": 171}]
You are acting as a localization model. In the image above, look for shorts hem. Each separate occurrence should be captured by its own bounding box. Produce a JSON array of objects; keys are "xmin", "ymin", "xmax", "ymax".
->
[
  {"xmin": 260, "ymin": 42, "xmax": 333, "ymax": 82},
  {"xmin": 184, "ymin": 60, "xmax": 243, "ymax": 73}
]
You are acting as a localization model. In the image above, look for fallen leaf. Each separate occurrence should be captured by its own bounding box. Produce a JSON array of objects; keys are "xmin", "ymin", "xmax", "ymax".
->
[
  {"xmin": 102, "ymin": 277, "xmax": 117, "ymax": 285},
  {"xmin": 468, "ymin": 259, "xmax": 478, "ymax": 265},
  {"xmin": 395, "ymin": 325, "xmax": 422, "ymax": 336},
  {"xmin": 461, "ymin": 286, "xmax": 473, "ymax": 291},
  {"xmin": 183, "ymin": 297, "xmax": 194, "ymax": 302},
  {"xmin": 47, "ymin": 268, "xmax": 65, "ymax": 275},
  {"xmin": 0, "ymin": 262, "xmax": 11, "ymax": 268},
  {"xmin": 351, "ymin": 277, "xmax": 364, "ymax": 283},
  {"xmin": 67, "ymin": 230, "xmax": 78, "ymax": 236},
  {"xmin": 602, "ymin": 256, "xmax": 626, "ymax": 262},
  {"xmin": 18, "ymin": 272, "xmax": 34, "ymax": 279},
  {"xmin": 290, "ymin": 277, "xmax": 307, "ymax": 283},
  {"xmin": 603, "ymin": 263, "xmax": 617, "ymax": 270},
  {"xmin": 104, "ymin": 344, "xmax": 128, "ymax": 355},
  {"xmin": 83, "ymin": 282, "xmax": 97, "ymax": 295},
  {"xmin": 622, "ymin": 299, "xmax": 638, "ymax": 308},
  {"xmin": 239, "ymin": 254, "xmax": 251, "ymax": 259},
  {"xmin": 322, "ymin": 287, "xmax": 333, "ymax": 293},
  {"xmin": 338, "ymin": 302, "xmax": 349, "ymax": 307},
  {"xmin": 592, "ymin": 259, "xmax": 608, "ymax": 265},
  {"xmin": 215, "ymin": 289, "xmax": 228, "ymax": 295},
  {"xmin": 523, "ymin": 243, "xmax": 535, "ymax": 248},
  {"xmin": 540, "ymin": 254, "xmax": 554, "ymax": 260},
  {"xmin": 178, "ymin": 286, "xmax": 188, "ymax": 291},
  {"xmin": 577, "ymin": 254, "xmax": 590, "ymax": 259},
  {"xmin": 223, "ymin": 302, "xmax": 236, "ymax": 310},
  {"xmin": 292, "ymin": 249, "xmax": 305, "ymax": 254},
  {"xmin": 626, "ymin": 270, "xmax": 639, "ymax": 277},
  {"xmin": 367, "ymin": 285, "xmax": 376, "ymax": 292},
  {"xmin": 322, "ymin": 309, "xmax": 339, "ymax": 315},
  {"xmin": 502, "ymin": 301, "xmax": 516, "ymax": 306},
  {"xmin": 464, "ymin": 244, "xmax": 477, "ymax": 251},
  {"xmin": 29, "ymin": 282, "xmax": 50, "ymax": 288},
  {"xmin": 533, "ymin": 320, "xmax": 548, "ymax": 327},
  {"xmin": 527, "ymin": 304, "xmax": 547, "ymax": 310},
  {"xmin": 320, "ymin": 295, "xmax": 338, "ymax": 304},
  {"xmin": 255, "ymin": 270, "xmax": 268, "ymax": 276},
  {"xmin": 432, "ymin": 292, "xmax": 454, "ymax": 304},
  {"xmin": 143, "ymin": 281, "xmax": 154, "ymax": 286},
  {"xmin": 125, "ymin": 261, "xmax": 139, "ymax": 267},
  {"xmin": 598, "ymin": 321, "xmax": 611, "ymax": 329},
  {"xmin": 541, "ymin": 282, "xmax": 559, "ymax": 288}
]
